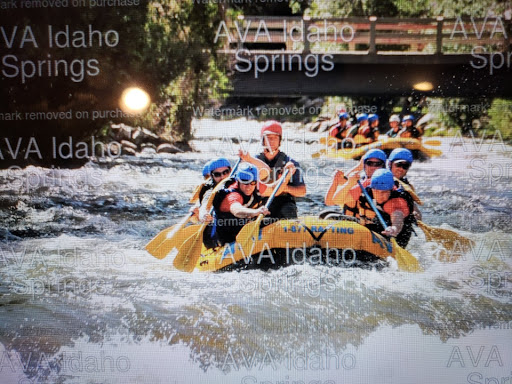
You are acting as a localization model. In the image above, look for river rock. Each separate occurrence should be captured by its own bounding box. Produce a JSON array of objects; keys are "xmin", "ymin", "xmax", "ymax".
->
[
  {"xmin": 141, "ymin": 143, "xmax": 157, "ymax": 150},
  {"xmin": 157, "ymin": 143, "xmax": 184, "ymax": 154},
  {"xmin": 141, "ymin": 146, "xmax": 157, "ymax": 155},
  {"xmin": 132, "ymin": 127, "xmax": 161, "ymax": 145},
  {"xmin": 122, "ymin": 146, "xmax": 138, "ymax": 156},
  {"xmin": 111, "ymin": 123, "xmax": 132, "ymax": 141},
  {"xmin": 121, "ymin": 140, "xmax": 138, "ymax": 150}
]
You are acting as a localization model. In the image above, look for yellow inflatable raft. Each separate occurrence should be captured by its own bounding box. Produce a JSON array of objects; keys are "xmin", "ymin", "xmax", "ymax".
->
[
  {"xmin": 194, "ymin": 216, "xmax": 397, "ymax": 272},
  {"xmin": 313, "ymin": 137, "xmax": 442, "ymax": 160}
]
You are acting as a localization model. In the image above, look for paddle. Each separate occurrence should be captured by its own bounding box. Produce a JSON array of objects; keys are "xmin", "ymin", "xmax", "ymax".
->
[
  {"xmin": 150, "ymin": 223, "xmax": 204, "ymax": 259},
  {"xmin": 236, "ymin": 168, "xmax": 291, "ymax": 258},
  {"xmin": 189, "ymin": 182, "xmax": 204, "ymax": 204},
  {"xmin": 394, "ymin": 179, "xmax": 474, "ymax": 261},
  {"xmin": 173, "ymin": 159, "xmax": 242, "ymax": 272},
  {"xmin": 145, "ymin": 212, "xmax": 195, "ymax": 258},
  {"xmin": 357, "ymin": 180, "xmax": 422, "ymax": 272},
  {"xmin": 423, "ymin": 139, "xmax": 441, "ymax": 146},
  {"xmin": 417, "ymin": 221, "xmax": 475, "ymax": 262},
  {"xmin": 312, "ymin": 149, "xmax": 327, "ymax": 159}
]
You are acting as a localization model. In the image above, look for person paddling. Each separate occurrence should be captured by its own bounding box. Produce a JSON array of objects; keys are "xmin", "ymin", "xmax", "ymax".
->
[
  {"xmin": 193, "ymin": 157, "xmax": 232, "ymax": 223},
  {"xmin": 239, "ymin": 120, "xmax": 306, "ymax": 219},
  {"xmin": 388, "ymin": 148, "xmax": 422, "ymax": 222},
  {"xmin": 386, "ymin": 115, "xmax": 401, "ymax": 138},
  {"xmin": 204, "ymin": 162, "xmax": 293, "ymax": 248},
  {"xmin": 356, "ymin": 169, "xmax": 413, "ymax": 246},
  {"xmin": 325, "ymin": 148, "xmax": 387, "ymax": 209},
  {"xmin": 328, "ymin": 112, "xmax": 351, "ymax": 144},
  {"xmin": 398, "ymin": 115, "xmax": 423, "ymax": 138}
]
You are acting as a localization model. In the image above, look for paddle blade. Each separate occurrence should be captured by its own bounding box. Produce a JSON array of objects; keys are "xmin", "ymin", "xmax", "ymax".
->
[
  {"xmin": 145, "ymin": 225, "xmax": 176, "ymax": 258},
  {"xmin": 173, "ymin": 226, "xmax": 206, "ymax": 272},
  {"xmin": 311, "ymin": 149, "xmax": 327, "ymax": 158},
  {"xmin": 235, "ymin": 215, "xmax": 264, "ymax": 257},
  {"xmin": 423, "ymin": 139, "xmax": 441, "ymax": 146},
  {"xmin": 150, "ymin": 224, "xmax": 202, "ymax": 260},
  {"xmin": 417, "ymin": 221, "xmax": 475, "ymax": 262},
  {"xmin": 189, "ymin": 183, "xmax": 203, "ymax": 203},
  {"xmin": 392, "ymin": 238, "xmax": 423, "ymax": 272}
]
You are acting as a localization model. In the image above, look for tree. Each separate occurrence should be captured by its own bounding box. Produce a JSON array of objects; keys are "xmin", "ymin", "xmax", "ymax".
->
[{"xmin": 0, "ymin": 2, "xmax": 226, "ymax": 165}]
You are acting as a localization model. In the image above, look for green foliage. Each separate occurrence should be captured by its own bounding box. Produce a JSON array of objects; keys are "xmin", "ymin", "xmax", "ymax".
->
[
  {"xmin": 143, "ymin": 1, "xmax": 227, "ymax": 140},
  {"xmin": 488, "ymin": 99, "xmax": 512, "ymax": 141},
  {"xmin": 423, "ymin": 0, "xmax": 506, "ymax": 18},
  {"xmin": 308, "ymin": 0, "xmax": 508, "ymax": 17},
  {"xmin": 0, "ymin": 1, "xmax": 227, "ymax": 159}
]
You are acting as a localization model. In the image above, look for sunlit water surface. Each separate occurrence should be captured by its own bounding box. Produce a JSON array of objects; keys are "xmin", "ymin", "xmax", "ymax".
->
[{"xmin": 0, "ymin": 119, "xmax": 511, "ymax": 383}]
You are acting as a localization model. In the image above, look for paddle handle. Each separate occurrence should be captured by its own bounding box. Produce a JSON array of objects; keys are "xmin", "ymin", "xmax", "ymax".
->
[
  {"xmin": 250, "ymin": 168, "xmax": 291, "ymax": 223},
  {"xmin": 265, "ymin": 169, "xmax": 291, "ymax": 209},
  {"xmin": 357, "ymin": 180, "xmax": 388, "ymax": 230}
]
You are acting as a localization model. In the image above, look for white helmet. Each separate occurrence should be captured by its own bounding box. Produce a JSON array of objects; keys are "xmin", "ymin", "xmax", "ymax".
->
[{"xmin": 389, "ymin": 114, "xmax": 401, "ymax": 123}]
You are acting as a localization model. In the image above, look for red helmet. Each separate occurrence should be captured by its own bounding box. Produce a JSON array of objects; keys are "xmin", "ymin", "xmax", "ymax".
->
[{"xmin": 261, "ymin": 121, "xmax": 282, "ymax": 137}]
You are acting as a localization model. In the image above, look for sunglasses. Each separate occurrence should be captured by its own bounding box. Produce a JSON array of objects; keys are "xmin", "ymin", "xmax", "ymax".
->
[
  {"xmin": 393, "ymin": 162, "xmax": 411, "ymax": 170},
  {"xmin": 239, "ymin": 180, "xmax": 257, "ymax": 186},
  {"xmin": 365, "ymin": 160, "xmax": 384, "ymax": 167},
  {"xmin": 212, "ymin": 169, "xmax": 231, "ymax": 178}
]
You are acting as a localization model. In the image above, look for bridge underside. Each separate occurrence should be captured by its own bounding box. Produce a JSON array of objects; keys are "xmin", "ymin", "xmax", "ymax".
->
[{"xmin": 229, "ymin": 56, "xmax": 512, "ymax": 97}]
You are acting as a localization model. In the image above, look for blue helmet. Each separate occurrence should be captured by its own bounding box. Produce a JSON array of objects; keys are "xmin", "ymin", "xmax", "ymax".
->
[
  {"xmin": 209, "ymin": 157, "xmax": 231, "ymax": 174},
  {"xmin": 370, "ymin": 169, "xmax": 395, "ymax": 191},
  {"xmin": 403, "ymin": 115, "xmax": 414, "ymax": 122},
  {"xmin": 202, "ymin": 160, "xmax": 214, "ymax": 178},
  {"xmin": 236, "ymin": 163, "xmax": 258, "ymax": 183},
  {"xmin": 362, "ymin": 148, "xmax": 387, "ymax": 162},
  {"xmin": 388, "ymin": 148, "xmax": 413, "ymax": 164},
  {"xmin": 368, "ymin": 114, "xmax": 379, "ymax": 123},
  {"xmin": 357, "ymin": 113, "xmax": 368, "ymax": 123},
  {"xmin": 339, "ymin": 112, "xmax": 349, "ymax": 119}
]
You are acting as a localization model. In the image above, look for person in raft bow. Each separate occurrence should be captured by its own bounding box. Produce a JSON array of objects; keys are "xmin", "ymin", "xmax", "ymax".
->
[
  {"xmin": 386, "ymin": 114, "xmax": 402, "ymax": 138},
  {"xmin": 388, "ymin": 148, "xmax": 422, "ymax": 222},
  {"xmin": 329, "ymin": 111, "xmax": 351, "ymax": 141},
  {"xmin": 399, "ymin": 115, "xmax": 424, "ymax": 138},
  {"xmin": 203, "ymin": 162, "xmax": 293, "ymax": 248},
  {"xmin": 325, "ymin": 148, "xmax": 387, "ymax": 209},
  {"xmin": 368, "ymin": 113, "xmax": 380, "ymax": 139},
  {"xmin": 239, "ymin": 120, "xmax": 306, "ymax": 220},
  {"xmin": 191, "ymin": 157, "xmax": 232, "ymax": 223}
]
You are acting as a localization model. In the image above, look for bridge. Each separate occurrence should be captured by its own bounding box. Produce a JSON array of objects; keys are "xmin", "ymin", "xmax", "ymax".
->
[{"xmin": 217, "ymin": 16, "xmax": 512, "ymax": 97}]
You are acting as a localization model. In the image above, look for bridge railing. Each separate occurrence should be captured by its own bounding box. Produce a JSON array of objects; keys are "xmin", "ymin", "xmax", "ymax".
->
[{"xmin": 219, "ymin": 16, "xmax": 511, "ymax": 55}]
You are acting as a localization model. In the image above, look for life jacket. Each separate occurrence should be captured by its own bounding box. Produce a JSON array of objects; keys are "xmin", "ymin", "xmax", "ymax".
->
[
  {"xmin": 256, "ymin": 151, "xmax": 289, "ymax": 183},
  {"xmin": 344, "ymin": 187, "xmax": 413, "ymax": 245},
  {"xmin": 211, "ymin": 183, "xmax": 263, "ymax": 245},
  {"xmin": 329, "ymin": 122, "xmax": 349, "ymax": 140},
  {"xmin": 256, "ymin": 151, "xmax": 301, "ymax": 218},
  {"xmin": 353, "ymin": 125, "xmax": 378, "ymax": 146},
  {"xmin": 400, "ymin": 126, "xmax": 422, "ymax": 138},
  {"xmin": 386, "ymin": 128, "xmax": 399, "ymax": 138}
]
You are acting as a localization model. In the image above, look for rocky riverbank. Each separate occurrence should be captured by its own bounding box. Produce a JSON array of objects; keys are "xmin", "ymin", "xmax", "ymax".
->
[{"xmin": 108, "ymin": 123, "xmax": 187, "ymax": 156}]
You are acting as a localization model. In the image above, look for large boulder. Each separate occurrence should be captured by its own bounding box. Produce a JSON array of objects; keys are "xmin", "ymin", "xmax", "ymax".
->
[{"xmin": 157, "ymin": 143, "xmax": 184, "ymax": 154}]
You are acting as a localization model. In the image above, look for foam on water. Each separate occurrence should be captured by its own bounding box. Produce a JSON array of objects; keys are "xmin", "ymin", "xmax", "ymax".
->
[{"xmin": 0, "ymin": 124, "xmax": 511, "ymax": 383}]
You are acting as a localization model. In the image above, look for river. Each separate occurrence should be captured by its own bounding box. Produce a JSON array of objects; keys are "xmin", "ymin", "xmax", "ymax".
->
[{"xmin": 0, "ymin": 119, "xmax": 511, "ymax": 384}]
